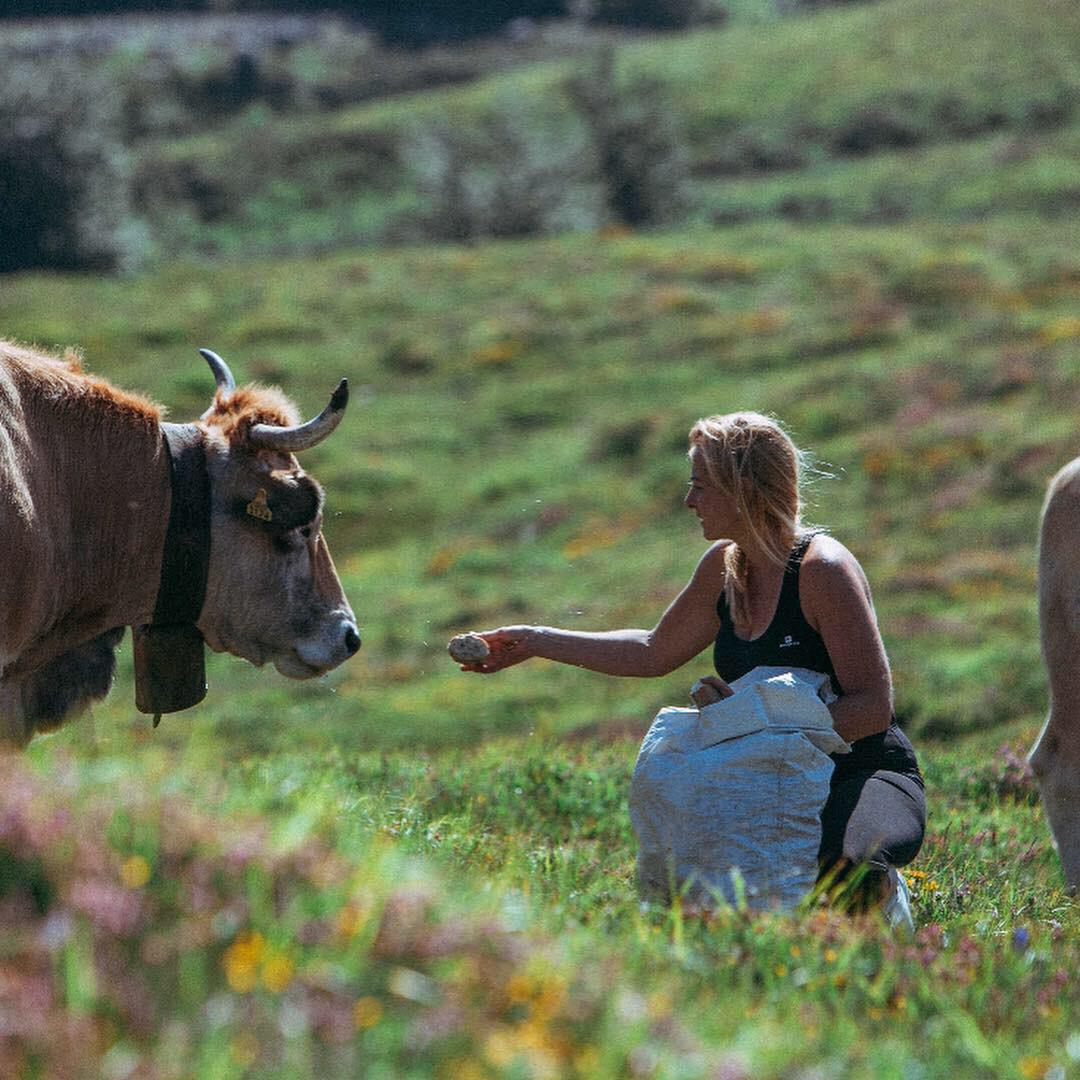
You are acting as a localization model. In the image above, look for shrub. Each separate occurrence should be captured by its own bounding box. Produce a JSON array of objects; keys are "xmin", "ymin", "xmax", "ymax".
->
[
  {"xmin": 401, "ymin": 92, "xmax": 598, "ymax": 243},
  {"xmin": 576, "ymin": 0, "xmax": 727, "ymax": 29},
  {"xmin": 566, "ymin": 47, "xmax": 693, "ymax": 227},
  {"xmin": 0, "ymin": 59, "xmax": 145, "ymax": 273}
]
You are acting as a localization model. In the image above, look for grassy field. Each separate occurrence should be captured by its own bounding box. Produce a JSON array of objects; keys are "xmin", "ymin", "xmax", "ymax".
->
[
  {"xmin": 3, "ymin": 210, "xmax": 1080, "ymax": 1075},
  {"xmin": 4, "ymin": 215, "xmax": 1077, "ymax": 749},
  {"xmin": 2, "ymin": 721, "xmax": 1075, "ymax": 1079},
  {"xmin": 5, "ymin": 0, "xmax": 1080, "ymax": 1075}
]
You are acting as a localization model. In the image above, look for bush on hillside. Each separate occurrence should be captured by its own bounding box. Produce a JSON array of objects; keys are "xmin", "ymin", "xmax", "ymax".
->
[
  {"xmin": 566, "ymin": 47, "xmax": 693, "ymax": 227},
  {"xmin": 400, "ymin": 53, "xmax": 693, "ymax": 243},
  {"xmin": 0, "ymin": 60, "xmax": 145, "ymax": 273},
  {"xmin": 575, "ymin": 0, "xmax": 727, "ymax": 29},
  {"xmin": 400, "ymin": 93, "xmax": 598, "ymax": 243}
]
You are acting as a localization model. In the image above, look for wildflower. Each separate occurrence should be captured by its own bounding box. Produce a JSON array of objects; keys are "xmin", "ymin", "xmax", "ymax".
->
[
  {"xmin": 485, "ymin": 1028, "xmax": 517, "ymax": 1068},
  {"xmin": 1066, "ymin": 1033, "xmax": 1080, "ymax": 1061},
  {"xmin": 223, "ymin": 931, "xmax": 265, "ymax": 994},
  {"xmin": 354, "ymin": 996, "xmax": 384, "ymax": 1030},
  {"xmin": 506, "ymin": 974, "xmax": 533, "ymax": 1005},
  {"xmin": 119, "ymin": 855, "xmax": 151, "ymax": 890},
  {"xmin": 647, "ymin": 991, "xmax": 672, "ymax": 1020},
  {"xmin": 649, "ymin": 286, "xmax": 702, "ymax": 314},
  {"xmin": 1018, "ymin": 1056, "xmax": 1051, "ymax": 1080},
  {"xmin": 471, "ymin": 340, "xmax": 522, "ymax": 366},
  {"xmin": 862, "ymin": 448, "xmax": 894, "ymax": 479},
  {"xmin": 335, "ymin": 902, "xmax": 370, "ymax": 939},
  {"xmin": 260, "ymin": 953, "xmax": 294, "ymax": 994},
  {"xmin": 739, "ymin": 308, "xmax": 788, "ymax": 334},
  {"xmin": 1038, "ymin": 317, "xmax": 1080, "ymax": 345}
]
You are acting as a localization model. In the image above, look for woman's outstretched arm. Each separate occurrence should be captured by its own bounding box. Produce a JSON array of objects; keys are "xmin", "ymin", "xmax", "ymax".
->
[{"xmin": 464, "ymin": 542, "xmax": 729, "ymax": 678}]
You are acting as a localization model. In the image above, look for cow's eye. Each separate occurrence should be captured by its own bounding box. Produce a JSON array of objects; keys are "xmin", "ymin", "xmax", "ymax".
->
[{"xmin": 299, "ymin": 525, "xmax": 313, "ymax": 540}]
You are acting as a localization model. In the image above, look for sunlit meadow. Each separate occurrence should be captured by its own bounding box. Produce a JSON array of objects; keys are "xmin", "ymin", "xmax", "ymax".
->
[
  {"xmin": 2, "ymin": 212, "xmax": 1079, "ymax": 1076},
  {"xmin": 4, "ymin": 0, "xmax": 1080, "ymax": 1069}
]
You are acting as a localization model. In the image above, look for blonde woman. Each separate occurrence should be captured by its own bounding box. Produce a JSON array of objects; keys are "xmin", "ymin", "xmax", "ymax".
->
[{"xmin": 464, "ymin": 412, "xmax": 925, "ymax": 915}]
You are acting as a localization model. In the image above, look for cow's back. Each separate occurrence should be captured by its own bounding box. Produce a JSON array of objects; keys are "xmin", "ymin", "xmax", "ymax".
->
[
  {"xmin": 0, "ymin": 347, "xmax": 47, "ymax": 668},
  {"xmin": 0, "ymin": 342, "xmax": 165, "ymax": 679}
]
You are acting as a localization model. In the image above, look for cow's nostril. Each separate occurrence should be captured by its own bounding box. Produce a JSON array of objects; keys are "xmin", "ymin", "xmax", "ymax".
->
[{"xmin": 344, "ymin": 625, "xmax": 361, "ymax": 655}]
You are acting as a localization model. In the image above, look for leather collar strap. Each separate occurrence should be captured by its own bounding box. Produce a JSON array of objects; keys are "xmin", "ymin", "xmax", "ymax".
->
[
  {"xmin": 154, "ymin": 423, "xmax": 212, "ymax": 625},
  {"xmin": 132, "ymin": 423, "xmax": 212, "ymax": 725}
]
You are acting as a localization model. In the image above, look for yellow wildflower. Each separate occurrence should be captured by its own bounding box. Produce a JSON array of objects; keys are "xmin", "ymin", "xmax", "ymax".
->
[
  {"xmin": 1019, "ymin": 1056, "xmax": 1051, "ymax": 1080},
  {"xmin": 223, "ymin": 931, "xmax": 265, "ymax": 994},
  {"xmin": 336, "ymin": 902, "xmax": 370, "ymax": 939},
  {"xmin": 1038, "ymin": 317, "xmax": 1080, "ymax": 345},
  {"xmin": 354, "ymin": 996, "xmax": 384, "ymax": 1030},
  {"xmin": 120, "ymin": 855, "xmax": 151, "ymax": 889},
  {"xmin": 261, "ymin": 953, "xmax": 294, "ymax": 994}
]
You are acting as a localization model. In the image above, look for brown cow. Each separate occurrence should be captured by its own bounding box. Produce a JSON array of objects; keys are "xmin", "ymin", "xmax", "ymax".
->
[
  {"xmin": 1032, "ymin": 456, "xmax": 1080, "ymax": 891},
  {"xmin": 0, "ymin": 340, "xmax": 359, "ymax": 746}
]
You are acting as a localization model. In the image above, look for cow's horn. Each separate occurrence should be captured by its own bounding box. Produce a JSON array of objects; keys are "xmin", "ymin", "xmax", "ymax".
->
[
  {"xmin": 198, "ymin": 348, "xmax": 236, "ymax": 394},
  {"xmin": 248, "ymin": 379, "xmax": 349, "ymax": 453}
]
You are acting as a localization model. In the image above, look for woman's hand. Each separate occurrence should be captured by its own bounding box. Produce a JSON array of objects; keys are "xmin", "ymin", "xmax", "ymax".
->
[
  {"xmin": 690, "ymin": 675, "xmax": 734, "ymax": 706},
  {"xmin": 457, "ymin": 626, "xmax": 538, "ymax": 673}
]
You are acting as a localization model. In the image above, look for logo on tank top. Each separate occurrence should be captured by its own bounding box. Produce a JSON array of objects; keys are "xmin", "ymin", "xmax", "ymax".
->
[{"xmin": 779, "ymin": 634, "xmax": 800, "ymax": 648}]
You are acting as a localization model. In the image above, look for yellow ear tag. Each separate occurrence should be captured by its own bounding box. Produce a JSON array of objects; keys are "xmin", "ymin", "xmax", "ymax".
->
[{"xmin": 246, "ymin": 488, "xmax": 273, "ymax": 522}]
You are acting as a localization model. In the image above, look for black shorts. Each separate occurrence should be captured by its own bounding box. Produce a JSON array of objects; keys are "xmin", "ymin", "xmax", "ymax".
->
[{"xmin": 817, "ymin": 723, "xmax": 926, "ymax": 896}]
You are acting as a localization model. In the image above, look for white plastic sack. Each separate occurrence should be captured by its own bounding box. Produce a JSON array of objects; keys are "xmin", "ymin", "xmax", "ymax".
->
[{"xmin": 629, "ymin": 666, "xmax": 850, "ymax": 910}]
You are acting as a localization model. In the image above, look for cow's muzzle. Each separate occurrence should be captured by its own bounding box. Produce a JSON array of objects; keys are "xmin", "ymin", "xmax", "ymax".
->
[{"xmin": 279, "ymin": 617, "xmax": 361, "ymax": 678}]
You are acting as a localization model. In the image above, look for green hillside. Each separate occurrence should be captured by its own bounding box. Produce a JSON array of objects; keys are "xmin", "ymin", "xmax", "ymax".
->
[
  {"xmin": 5, "ymin": 1, "xmax": 1080, "ymax": 1075},
  {"xmin": 134, "ymin": 0, "xmax": 1080, "ymax": 259}
]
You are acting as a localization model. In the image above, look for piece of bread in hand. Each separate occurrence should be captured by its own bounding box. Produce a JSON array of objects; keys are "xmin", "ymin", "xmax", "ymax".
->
[{"xmin": 448, "ymin": 632, "xmax": 491, "ymax": 664}]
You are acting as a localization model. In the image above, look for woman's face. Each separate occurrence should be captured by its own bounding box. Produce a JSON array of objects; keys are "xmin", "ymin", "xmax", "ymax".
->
[{"xmin": 685, "ymin": 446, "xmax": 741, "ymax": 541}]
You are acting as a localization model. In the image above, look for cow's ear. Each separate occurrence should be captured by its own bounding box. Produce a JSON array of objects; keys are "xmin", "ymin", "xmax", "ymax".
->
[{"xmin": 242, "ymin": 473, "xmax": 323, "ymax": 531}]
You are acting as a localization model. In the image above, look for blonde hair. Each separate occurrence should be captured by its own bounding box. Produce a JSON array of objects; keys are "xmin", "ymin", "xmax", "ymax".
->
[{"xmin": 688, "ymin": 412, "xmax": 808, "ymax": 626}]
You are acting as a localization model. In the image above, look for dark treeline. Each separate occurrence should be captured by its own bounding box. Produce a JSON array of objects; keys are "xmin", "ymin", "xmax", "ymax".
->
[{"xmin": 0, "ymin": 1, "xmax": 572, "ymax": 44}]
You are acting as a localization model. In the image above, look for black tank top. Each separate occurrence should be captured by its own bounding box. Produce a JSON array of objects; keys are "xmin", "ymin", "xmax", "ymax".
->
[
  {"xmin": 713, "ymin": 531, "xmax": 837, "ymax": 693},
  {"xmin": 713, "ymin": 532, "xmax": 921, "ymax": 781}
]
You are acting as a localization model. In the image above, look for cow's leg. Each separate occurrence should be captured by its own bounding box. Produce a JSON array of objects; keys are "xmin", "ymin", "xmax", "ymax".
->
[
  {"xmin": 1030, "ymin": 715, "xmax": 1080, "ymax": 892},
  {"xmin": 20, "ymin": 628, "xmax": 125, "ymax": 739}
]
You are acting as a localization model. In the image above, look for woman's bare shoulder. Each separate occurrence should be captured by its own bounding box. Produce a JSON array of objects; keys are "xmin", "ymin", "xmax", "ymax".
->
[
  {"xmin": 803, "ymin": 532, "xmax": 854, "ymax": 565},
  {"xmin": 698, "ymin": 539, "xmax": 734, "ymax": 569},
  {"xmin": 691, "ymin": 540, "xmax": 733, "ymax": 587},
  {"xmin": 801, "ymin": 533, "xmax": 871, "ymax": 593}
]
